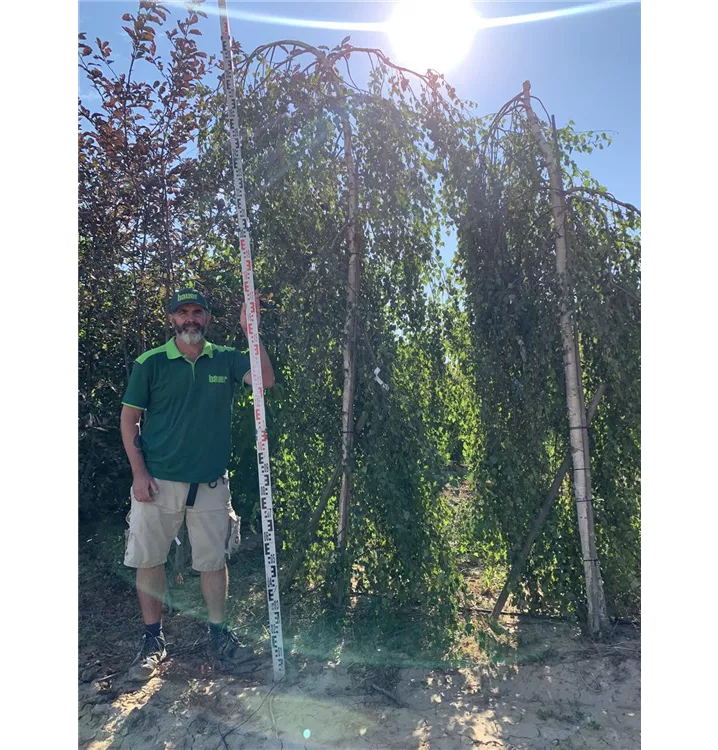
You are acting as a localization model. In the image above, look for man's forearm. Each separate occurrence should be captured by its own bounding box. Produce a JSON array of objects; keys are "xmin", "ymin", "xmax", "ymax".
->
[
  {"xmin": 120, "ymin": 409, "xmax": 150, "ymax": 477},
  {"xmin": 244, "ymin": 333, "xmax": 275, "ymax": 388}
]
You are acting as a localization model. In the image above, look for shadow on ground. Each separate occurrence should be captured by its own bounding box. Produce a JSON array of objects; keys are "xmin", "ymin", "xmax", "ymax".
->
[{"xmin": 79, "ymin": 521, "xmax": 640, "ymax": 750}]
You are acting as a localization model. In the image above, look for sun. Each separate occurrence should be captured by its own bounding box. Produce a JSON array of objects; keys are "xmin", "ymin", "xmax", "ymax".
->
[{"xmin": 386, "ymin": 0, "xmax": 480, "ymax": 75}]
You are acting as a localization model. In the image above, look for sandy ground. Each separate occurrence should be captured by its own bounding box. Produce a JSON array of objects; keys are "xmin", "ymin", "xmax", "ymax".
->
[
  {"xmin": 78, "ymin": 617, "xmax": 640, "ymax": 750},
  {"xmin": 79, "ymin": 523, "xmax": 640, "ymax": 749}
]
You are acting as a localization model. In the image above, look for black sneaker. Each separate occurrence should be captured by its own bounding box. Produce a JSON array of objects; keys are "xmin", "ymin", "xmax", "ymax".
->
[
  {"xmin": 128, "ymin": 632, "xmax": 167, "ymax": 681},
  {"xmin": 208, "ymin": 626, "xmax": 256, "ymax": 663}
]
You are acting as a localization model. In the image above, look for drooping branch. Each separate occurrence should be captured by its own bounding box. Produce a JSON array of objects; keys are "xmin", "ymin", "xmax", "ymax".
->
[
  {"xmin": 238, "ymin": 39, "xmax": 453, "ymax": 110},
  {"xmin": 566, "ymin": 186, "xmax": 640, "ymax": 215},
  {"xmin": 281, "ymin": 411, "xmax": 368, "ymax": 594}
]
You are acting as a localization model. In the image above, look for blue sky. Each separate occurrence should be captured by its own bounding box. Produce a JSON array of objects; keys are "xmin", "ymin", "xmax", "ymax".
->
[{"xmin": 79, "ymin": 0, "xmax": 640, "ymax": 226}]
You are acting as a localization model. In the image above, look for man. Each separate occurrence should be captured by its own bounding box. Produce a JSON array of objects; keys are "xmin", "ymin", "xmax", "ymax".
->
[{"xmin": 120, "ymin": 287, "xmax": 275, "ymax": 681}]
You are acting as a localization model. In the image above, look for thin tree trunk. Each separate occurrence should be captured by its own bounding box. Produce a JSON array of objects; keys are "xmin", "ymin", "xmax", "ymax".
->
[
  {"xmin": 492, "ymin": 383, "xmax": 606, "ymax": 619},
  {"xmin": 337, "ymin": 104, "xmax": 361, "ymax": 555},
  {"xmin": 522, "ymin": 81, "xmax": 609, "ymax": 636},
  {"xmin": 573, "ymin": 330, "xmax": 608, "ymax": 627}
]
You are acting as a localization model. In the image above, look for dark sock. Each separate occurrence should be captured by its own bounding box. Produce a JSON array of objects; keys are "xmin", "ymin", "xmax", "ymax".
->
[
  {"xmin": 145, "ymin": 621, "xmax": 163, "ymax": 640},
  {"xmin": 209, "ymin": 622, "xmax": 226, "ymax": 638}
]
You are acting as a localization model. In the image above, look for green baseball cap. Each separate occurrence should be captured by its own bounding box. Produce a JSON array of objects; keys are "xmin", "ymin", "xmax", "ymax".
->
[{"xmin": 169, "ymin": 288, "xmax": 209, "ymax": 312}]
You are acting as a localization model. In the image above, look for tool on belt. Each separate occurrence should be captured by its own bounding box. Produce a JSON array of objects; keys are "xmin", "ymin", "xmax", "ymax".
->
[{"xmin": 175, "ymin": 477, "xmax": 241, "ymax": 558}]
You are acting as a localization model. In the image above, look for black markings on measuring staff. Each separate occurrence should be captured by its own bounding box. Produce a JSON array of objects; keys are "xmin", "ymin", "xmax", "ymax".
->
[{"xmin": 218, "ymin": 0, "xmax": 284, "ymax": 682}]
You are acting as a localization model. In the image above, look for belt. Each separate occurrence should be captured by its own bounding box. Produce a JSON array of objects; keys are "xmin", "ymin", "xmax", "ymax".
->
[
  {"xmin": 185, "ymin": 483, "xmax": 199, "ymax": 507},
  {"xmin": 185, "ymin": 475, "xmax": 226, "ymax": 507}
]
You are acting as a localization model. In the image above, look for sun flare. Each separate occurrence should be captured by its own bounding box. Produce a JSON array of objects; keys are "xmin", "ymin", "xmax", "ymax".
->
[{"xmin": 386, "ymin": 0, "xmax": 480, "ymax": 74}]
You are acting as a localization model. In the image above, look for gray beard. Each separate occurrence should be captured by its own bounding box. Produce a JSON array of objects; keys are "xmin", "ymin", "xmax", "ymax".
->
[{"xmin": 176, "ymin": 326, "xmax": 205, "ymax": 345}]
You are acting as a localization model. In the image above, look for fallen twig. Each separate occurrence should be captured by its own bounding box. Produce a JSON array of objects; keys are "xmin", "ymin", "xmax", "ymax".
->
[
  {"xmin": 93, "ymin": 672, "xmax": 120, "ymax": 683},
  {"xmin": 370, "ymin": 683, "xmax": 404, "ymax": 708}
]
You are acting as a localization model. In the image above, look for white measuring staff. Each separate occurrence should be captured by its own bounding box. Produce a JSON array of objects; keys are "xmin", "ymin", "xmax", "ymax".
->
[{"xmin": 217, "ymin": 0, "xmax": 285, "ymax": 682}]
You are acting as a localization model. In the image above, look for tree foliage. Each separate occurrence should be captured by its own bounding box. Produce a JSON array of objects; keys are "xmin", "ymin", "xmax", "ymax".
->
[
  {"xmin": 79, "ymin": 4, "xmax": 640, "ymax": 640},
  {"xmin": 434, "ymin": 99, "xmax": 641, "ymax": 618}
]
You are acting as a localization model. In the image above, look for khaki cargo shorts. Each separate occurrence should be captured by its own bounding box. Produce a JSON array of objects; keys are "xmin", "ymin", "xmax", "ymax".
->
[{"xmin": 123, "ymin": 475, "xmax": 240, "ymax": 572}]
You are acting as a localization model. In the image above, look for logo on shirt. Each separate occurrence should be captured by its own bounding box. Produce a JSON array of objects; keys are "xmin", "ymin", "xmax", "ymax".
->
[{"xmin": 209, "ymin": 375, "xmax": 228, "ymax": 384}]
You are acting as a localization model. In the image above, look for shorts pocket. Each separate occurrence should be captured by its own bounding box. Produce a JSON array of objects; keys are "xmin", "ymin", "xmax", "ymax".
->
[
  {"xmin": 225, "ymin": 510, "xmax": 241, "ymax": 560},
  {"xmin": 124, "ymin": 509, "xmax": 131, "ymax": 553}
]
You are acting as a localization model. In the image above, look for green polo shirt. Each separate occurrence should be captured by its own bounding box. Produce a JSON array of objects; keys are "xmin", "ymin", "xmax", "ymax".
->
[{"xmin": 122, "ymin": 338, "xmax": 251, "ymax": 483}]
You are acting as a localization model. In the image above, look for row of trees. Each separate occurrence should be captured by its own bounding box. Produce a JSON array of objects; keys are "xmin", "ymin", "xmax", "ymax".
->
[{"xmin": 79, "ymin": 2, "xmax": 640, "ymax": 640}]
